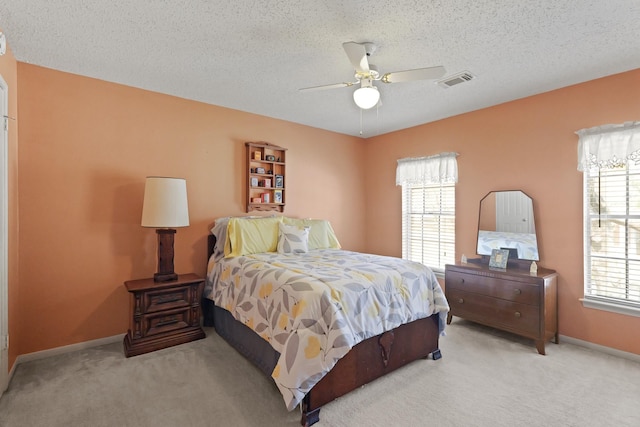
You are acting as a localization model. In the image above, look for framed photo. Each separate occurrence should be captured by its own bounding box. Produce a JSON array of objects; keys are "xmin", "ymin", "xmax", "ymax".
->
[
  {"xmin": 274, "ymin": 190, "xmax": 282, "ymax": 204},
  {"xmin": 489, "ymin": 249, "xmax": 509, "ymax": 269},
  {"xmin": 256, "ymin": 167, "xmax": 266, "ymax": 174},
  {"xmin": 250, "ymin": 177, "xmax": 258, "ymax": 187},
  {"xmin": 262, "ymin": 193, "xmax": 271, "ymax": 203},
  {"xmin": 275, "ymin": 175, "xmax": 284, "ymax": 188}
]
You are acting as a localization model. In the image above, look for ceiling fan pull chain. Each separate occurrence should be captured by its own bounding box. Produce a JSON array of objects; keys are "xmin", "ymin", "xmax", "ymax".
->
[{"xmin": 359, "ymin": 108, "xmax": 363, "ymax": 136}]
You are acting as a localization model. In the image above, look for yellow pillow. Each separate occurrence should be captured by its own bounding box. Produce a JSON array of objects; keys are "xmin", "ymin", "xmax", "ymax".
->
[
  {"xmin": 225, "ymin": 217, "xmax": 283, "ymax": 257},
  {"xmin": 282, "ymin": 218, "xmax": 341, "ymax": 250}
]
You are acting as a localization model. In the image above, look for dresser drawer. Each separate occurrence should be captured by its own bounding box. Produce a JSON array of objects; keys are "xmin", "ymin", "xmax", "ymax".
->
[
  {"xmin": 446, "ymin": 270, "xmax": 539, "ymax": 305},
  {"xmin": 142, "ymin": 286, "xmax": 191, "ymax": 313},
  {"xmin": 447, "ymin": 288, "xmax": 540, "ymax": 336}
]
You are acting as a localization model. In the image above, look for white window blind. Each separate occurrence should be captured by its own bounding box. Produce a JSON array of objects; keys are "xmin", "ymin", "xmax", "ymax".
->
[
  {"xmin": 402, "ymin": 183, "xmax": 455, "ymax": 272},
  {"xmin": 578, "ymin": 122, "xmax": 640, "ymax": 312},
  {"xmin": 397, "ymin": 153, "xmax": 457, "ymax": 273}
]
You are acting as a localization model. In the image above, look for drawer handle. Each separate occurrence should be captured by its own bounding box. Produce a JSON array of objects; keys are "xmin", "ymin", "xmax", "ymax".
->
[
  {"xmin": 156, "ymin": 316, "xmax": 179, "ymax": 327},
  {"xmin": 514, "ymin": 289, "xmax": 522, "ymax": 295},
  {"xmin": 156, "ymin": 295, "xmax": 182, "ymax": 304},
  {"xmin": 514, "ymin": 311, "xmax": 521, "ymax": 318},
  {"xmin": 458, "ymin": 298, "xmax": 464, "ymax": 304}
]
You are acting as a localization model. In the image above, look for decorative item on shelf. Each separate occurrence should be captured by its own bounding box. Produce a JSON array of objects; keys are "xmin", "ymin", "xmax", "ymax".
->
[
  {"xmin": 274, "ymin": 190, "xmax": 283, "ymax": 203},
  {"xmin": 530, "ymin": 261, "xmax": 538, "ymax": 275},
  {"xmin": 488, "ymin": 248, "xmax": 509, "ymax": 270},
  {"xmin": 461, "ymin": 254, "xmax": 467, "ymax": 264},
  {"xmin": 268, "ymin": 169, "xmax": 273, "ymax": 174},
  {"xmin": 275, "ymin": 175, "xmax": 284, "ymax": 188},
  {"xmin": 262, "ymin": 193, "xmax": 271, "ymax": 203},
  {"xmin": 256, "ymin": 167, "xmax": 266, "ymax": 174},
  {"xmin": 252, "ymin": 197, "xmax": 262, "ymax": 203},
  {"xmin": 141, "ymin": 176, "xmax": 189, "ymax": 282},
  {"xmin": 265, "ymin": 155, "xmax": 276, "ymax": 161},
  {"xmin": 250, "ymin": 177, "xmax": 258, "ymax": 187},
  {"xmin": 263, "ymin": 178, "xmax": 271, "ymax": 188},
  {"xmin": 254, "ymin": 151, "xmax": 262, "ymax": 160}
]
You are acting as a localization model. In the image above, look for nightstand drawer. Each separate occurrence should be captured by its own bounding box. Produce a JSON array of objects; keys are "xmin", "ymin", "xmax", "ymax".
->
[
  {"xmin": 144, "ymin": 307, "xmax": 192, "ymax": 337},
  {"xmin": 446, "ymin": 271, "xmax": 539, "ymax": 305},
  {"xmin": 143, "ymin": 287, "xmax": 191, "ymax": 313}
]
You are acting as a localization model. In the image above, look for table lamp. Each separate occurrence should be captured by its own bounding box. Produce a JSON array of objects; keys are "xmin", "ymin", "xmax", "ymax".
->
[{"xmin": 141, "ymin": 176, "xmax": 189, "ymax": 282}]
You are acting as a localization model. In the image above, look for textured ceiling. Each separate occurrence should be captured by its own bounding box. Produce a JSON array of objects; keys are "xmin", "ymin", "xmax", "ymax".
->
[{"xmin": 1, "ymin": 1, "xmax": 639, "ymax": 137}]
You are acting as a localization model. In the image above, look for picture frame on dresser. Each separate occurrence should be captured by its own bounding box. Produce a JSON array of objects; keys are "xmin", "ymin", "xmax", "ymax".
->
[{"xmin": 489, "ymin": 249, "xmax": 509, "ymax": 269}]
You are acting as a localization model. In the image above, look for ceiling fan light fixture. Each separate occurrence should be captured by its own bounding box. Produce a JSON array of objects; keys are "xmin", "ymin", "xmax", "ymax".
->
[{"xmin": 353, "ymin": 86, "xmax": 380, "ymax": 109}]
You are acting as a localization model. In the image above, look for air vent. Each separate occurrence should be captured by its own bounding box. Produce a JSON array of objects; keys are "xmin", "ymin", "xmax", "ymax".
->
[{"xmin": 437, "ymin": 71, "xmax": 476, "ymax": 88}]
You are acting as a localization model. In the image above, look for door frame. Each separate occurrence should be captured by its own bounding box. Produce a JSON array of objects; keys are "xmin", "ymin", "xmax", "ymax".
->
[{"xmin": 0, "ymin": 74, "xmax": 9, "ymax": 396}]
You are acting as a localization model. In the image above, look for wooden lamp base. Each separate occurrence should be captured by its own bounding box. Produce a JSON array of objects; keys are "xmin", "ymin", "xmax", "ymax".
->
[{"xmin": 154, "ymin": 228, "xmax": 178, "ymax": 282}]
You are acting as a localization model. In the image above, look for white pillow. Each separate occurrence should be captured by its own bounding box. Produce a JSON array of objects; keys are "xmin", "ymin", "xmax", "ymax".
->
[
  {"xmin": 282, "ymin": 217, "xmax": 341, "ymax": 250},
  {"xmin": 277, "ymin": 223, "xmax": 310, "ymax": 254}
]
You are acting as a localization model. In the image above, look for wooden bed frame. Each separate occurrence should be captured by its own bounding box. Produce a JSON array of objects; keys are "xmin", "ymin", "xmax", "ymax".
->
[{"xmin": 205, "ymin": 234, "xmax": 442, "ymax": 426}]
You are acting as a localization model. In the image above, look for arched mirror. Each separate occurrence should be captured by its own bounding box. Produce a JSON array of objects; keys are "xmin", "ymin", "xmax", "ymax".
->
[{"xmin": 476, "ymin": 190, "xmax": 539, "ymax": 261}]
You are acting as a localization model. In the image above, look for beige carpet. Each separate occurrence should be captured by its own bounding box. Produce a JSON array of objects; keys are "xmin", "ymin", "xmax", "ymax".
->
[{"xmin": 1, "ymin": 319, "xmax": 639, "ymax": 426}]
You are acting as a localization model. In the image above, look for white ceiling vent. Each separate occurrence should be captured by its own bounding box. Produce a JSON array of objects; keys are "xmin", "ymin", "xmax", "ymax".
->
[{"xmin": 437, "ymin": 71, "xmax": 476, "ymax": 88}]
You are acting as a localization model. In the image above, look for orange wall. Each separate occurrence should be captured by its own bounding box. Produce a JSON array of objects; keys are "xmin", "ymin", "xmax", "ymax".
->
[
  {"xmin": 0, "ymin": 33, "xmax": 20, "ymax": 371},
  {"xmin": 16, "ymin": 64, "xmax": 366, "ymax": 356},
  {"xmin": 364, "ymin": 68, "xmax": 640, "ymax": 355},
  {"xmin": 9, "ymin": 48, "xmax": 640, "ymax": 363}
]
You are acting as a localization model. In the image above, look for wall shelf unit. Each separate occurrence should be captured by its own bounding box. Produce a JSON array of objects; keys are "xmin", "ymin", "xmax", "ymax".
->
[{"xmin": 246, "ymin": 141, "xmax": 287, "ymax": 213}]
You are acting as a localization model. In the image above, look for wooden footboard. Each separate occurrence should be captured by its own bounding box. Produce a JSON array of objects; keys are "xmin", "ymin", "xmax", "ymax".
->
[{"xmin": 300, "ymin": 314, "xmax": 441, "ymax": 426}]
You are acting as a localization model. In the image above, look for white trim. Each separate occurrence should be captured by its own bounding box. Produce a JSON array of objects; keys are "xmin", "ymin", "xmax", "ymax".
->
[
  {"xmin": 559, "ymin": 334, "xmax": 640, "ymax": 364},
  {"xmin": 14, "ymin": 334, "xmax": 124, "ymax": 364},
  {"xmin": 0, "ymin": 74, "xmax": 9, "ymax": 397},
  {"xmin": 580, "ymin": 297, "xmax": 640, "ymax": 318}
]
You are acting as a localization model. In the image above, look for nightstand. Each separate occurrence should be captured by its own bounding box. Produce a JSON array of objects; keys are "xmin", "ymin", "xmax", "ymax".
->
[{"xmin": 123, "ymin": 273, "xmax": 206, "ymax": 357}]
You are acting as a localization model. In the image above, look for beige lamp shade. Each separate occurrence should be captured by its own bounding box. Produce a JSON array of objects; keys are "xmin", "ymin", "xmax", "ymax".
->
[{"xmin": 141, "ymin": 177, "xmax": 190, "ymax": 228}]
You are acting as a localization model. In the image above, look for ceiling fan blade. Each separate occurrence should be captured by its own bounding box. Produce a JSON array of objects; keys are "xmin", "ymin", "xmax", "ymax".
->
[
  {"xmin": 299, "ymin": 81, "xmax": 357, "ymax": 92},
  {"xmin": 381, "ymin": 66, "xmax": 446, "ymax": 83},
  {"xmin": 342, "ymin": 41, "xmax": 370, "ymax": 73}
]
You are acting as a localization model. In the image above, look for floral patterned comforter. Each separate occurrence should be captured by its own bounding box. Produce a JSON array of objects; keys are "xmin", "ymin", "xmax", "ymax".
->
[{"xmin": 205, "ymin": 249, "xmax": 449, "ymax": 411}]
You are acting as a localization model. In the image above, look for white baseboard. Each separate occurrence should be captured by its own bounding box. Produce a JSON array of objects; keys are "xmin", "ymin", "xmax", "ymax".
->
[{"xmin": 559, "ymin": 334, "xmax": 640, "ymax": 363}]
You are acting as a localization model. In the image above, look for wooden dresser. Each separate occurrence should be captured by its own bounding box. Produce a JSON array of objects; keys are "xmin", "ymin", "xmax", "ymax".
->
[
  {"xmin": 445, "ymin": 260, "xmax": 558, "ymax": 355},
  {"xmin": 123, "ymin": 273, "xmax": 205, "ymax": 357}
]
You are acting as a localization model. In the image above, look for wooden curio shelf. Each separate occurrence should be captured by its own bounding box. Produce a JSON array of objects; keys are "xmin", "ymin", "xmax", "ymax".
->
[{"xmin": 246, "ymin": 141, "xmax": 287, "ymax": 213}]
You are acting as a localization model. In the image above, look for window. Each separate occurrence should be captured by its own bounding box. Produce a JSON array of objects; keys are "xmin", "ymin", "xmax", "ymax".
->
[
  {"xmin": 396, "ymin": 153, "xmax": 458, "ymax": 274},
  {"xmin": 401, "ymin": 183, "xmax": 455, "ymax": 272},
  {"xmin": 577, "ymin": 122, "xmax": 640, "ymax": 315},
  {"xmin": 584, "ymin": 162, "xmax": 640, "ymax": 309}
]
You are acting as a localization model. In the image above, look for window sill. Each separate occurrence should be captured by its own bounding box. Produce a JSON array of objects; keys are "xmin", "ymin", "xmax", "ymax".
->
[{"xmin": 580, "ymin": 298, "xmax": 640, "ymax": 318}]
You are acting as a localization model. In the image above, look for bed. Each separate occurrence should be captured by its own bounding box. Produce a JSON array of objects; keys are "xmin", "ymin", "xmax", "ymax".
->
[{"xmin": 203, "ymin": 216, "xmax": 449, "ymax": 426}]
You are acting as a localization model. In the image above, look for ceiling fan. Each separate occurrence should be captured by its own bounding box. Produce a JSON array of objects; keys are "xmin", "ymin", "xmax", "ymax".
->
[{"xmin": 299, "ymin": 41, "xmax": 446, "ymax": 110}]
